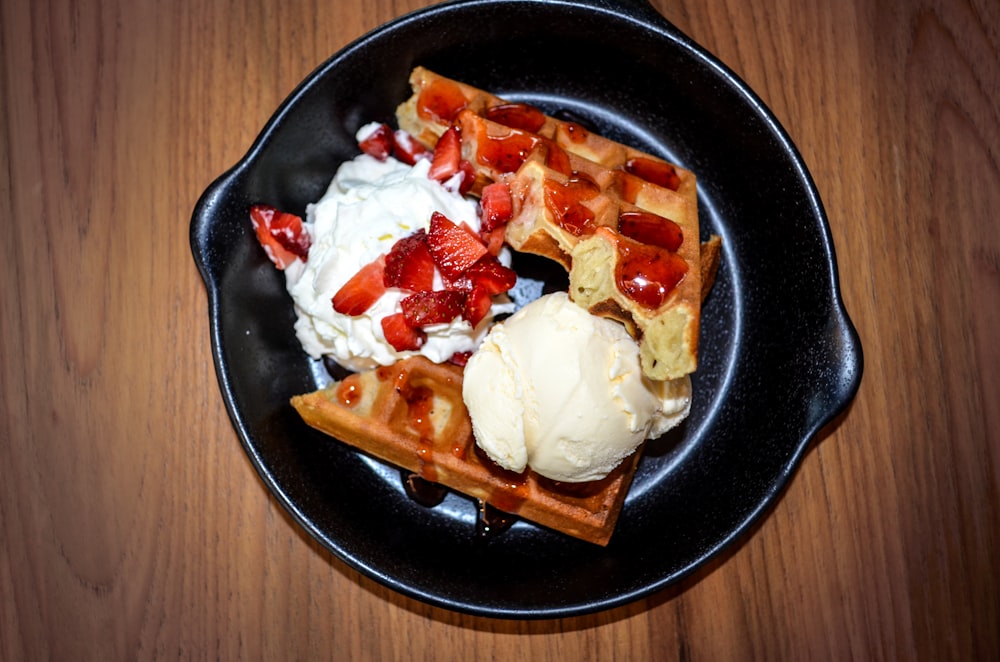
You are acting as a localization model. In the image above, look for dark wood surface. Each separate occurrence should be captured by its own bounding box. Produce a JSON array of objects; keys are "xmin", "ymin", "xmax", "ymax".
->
[{"xmin": 2, "ymin": 0, "xmax": 998, "ymax": 658}]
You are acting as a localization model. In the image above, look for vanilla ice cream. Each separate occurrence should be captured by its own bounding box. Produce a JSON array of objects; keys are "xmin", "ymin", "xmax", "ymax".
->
[
  {"xmin": 284, "ymin": 145, "xmax": 514, "ymax": 371},
  {"xmin": 462, "ymin": 292, "xmax": 691, "ymax": 483}
]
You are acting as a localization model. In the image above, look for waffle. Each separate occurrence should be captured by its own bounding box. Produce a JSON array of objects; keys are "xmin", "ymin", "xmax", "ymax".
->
[
  {"xmin": 290, "ymin": 356, "xmax": 639, "ymax": 546},
  {"xmin": 396, "ymin": 66, "xmax": 697, "ymax": 201},
  {"xmin": 397, "ymin": 68, "xmax": 711, "ymax": 380}
]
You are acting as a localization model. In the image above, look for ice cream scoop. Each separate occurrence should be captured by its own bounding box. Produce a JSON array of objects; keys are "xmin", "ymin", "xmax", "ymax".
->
[{"xmin": 463, "ymin": 292, "xmax": 691, "ymax": 482}]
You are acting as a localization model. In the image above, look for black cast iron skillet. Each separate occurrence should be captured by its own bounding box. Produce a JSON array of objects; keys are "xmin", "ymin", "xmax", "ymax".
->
[{"xmin": 191, "ymin": 0, "xmax": 863, "ymax": 618}]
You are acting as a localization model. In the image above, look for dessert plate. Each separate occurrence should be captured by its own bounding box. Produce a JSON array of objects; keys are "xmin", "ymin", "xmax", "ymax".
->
[{"xmin": 191, "ymin": 0, "xmax": 862, "ymax": 618}]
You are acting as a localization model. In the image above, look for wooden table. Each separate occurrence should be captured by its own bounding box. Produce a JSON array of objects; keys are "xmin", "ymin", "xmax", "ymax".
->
[{"xmin": 3, "ymin": 0, "xmax": 997, "ymax": 658}]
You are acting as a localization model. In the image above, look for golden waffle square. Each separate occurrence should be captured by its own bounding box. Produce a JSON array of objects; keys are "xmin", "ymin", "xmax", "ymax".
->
[{"xmin": 290, "ymin": 356, "xmax": 640, "ymax": 546}]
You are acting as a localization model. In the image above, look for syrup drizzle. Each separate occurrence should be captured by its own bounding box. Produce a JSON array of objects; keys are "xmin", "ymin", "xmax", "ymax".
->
[
  {"xmin": 543, "ymin": 176, "xmax": 600, "ymax": 237},
  {"xmin": 416, "ymin": 78, "xmax": 468, "ymax": 123},
  {"xmin": 484, "ymin": 102, "xmax": 546, "ymax": 133},
  {"xmin": 558, "ymin": 121, "xmax": 590, "ymax": 144},
  {"xmin": 335, "ymin": 374, "xmax": 363, "ymax": 407},
  {"xmin": 402, "ymin": 471, "xmax": 448, "ymax": 507},
  {"xmin": 475, "ymin": 131, "xmax": 540, "ymax": 174},
  {"xmin": 400, "ymin": 472, "xmax": 518, "ymax": 541},
  {"xmin": 624, "ymin": 157, "xmax": 681, "ymax": 191},
  {"xmin": 404, "ymin": 383, "xmax": 437, "ymax": 482},
  {"xmin": 614, "ymin": 237, "xmax": 689, "ymax": 309},
  {"xmin": 476, "ymin": 500, "xmax": 518, "ymax": 540},
  {"xmin": 618, "ymin": 210, "xmax": 684, "ymax": 252}
]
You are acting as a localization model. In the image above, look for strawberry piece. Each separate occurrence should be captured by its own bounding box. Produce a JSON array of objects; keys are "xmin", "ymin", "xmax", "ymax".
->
[
  {"xmin": 447, "ymin": 351, "xmax": 473, "ymax": 367},
  {"xmin": 358, "ymin": 123, "xmax": 393, "ymax": 160},
  {"xmin": 392, "ymin": 129, "xmax": 431, "ymax": 165},
  {"xmin": 400, "ymin": 290, "xmax": 465, "ymax": 326},
  {"xmin": 384, "ymin": 230, "xmax": 435, "ymax": 292},
  {"xmin": 543, "ymin": 177, "xmax": 599, "ymax": 237},
  {"xmin": 427, "ymin": 212, "xmax": 488, "ymax": 279},
  {"xmin": 440, "ymin": 271, "xmax": 473, "ymax": 292},
  {"xmin": 479, "ymin": 182, "xmax": 513, "ymax": 231},
  {"xmin": 268, "ymin": 211, "xmax": 312, "ymax": 258},
  {"xmin": 480, "ymin": 226, "xmax": 506, "ymax": 256},
  {"xmin": 458, "ymin": 220, "xmax": 482, "ymax": 240},
  {"xmin": 462, "ymin": 284, "xmax": 494, "ymax": 327},
  {"xmin": 467, "ymin": 256, "xmax": 516, "ymax": 295},
  {"xmin": 332, "ymin": 256, "xmax": 387, "ymax": 316},
  {"xmin": 428, "ymin": 125, "xmax": 462, "ymax": 183},
  {"xmin": 249, "ymin": 204, "xmax": 311, "ymax": 270},
  {"xmin": 381, "ymin": 312, "xmax": 426, "ymax": 351},
  {"xmin": 457, "ymin": 159, "xmax": 476, "ymax": 195}
]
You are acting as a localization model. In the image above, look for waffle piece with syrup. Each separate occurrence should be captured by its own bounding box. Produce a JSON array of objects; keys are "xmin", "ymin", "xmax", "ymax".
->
[
  {"xmin": 396, "ymin": 66, "xmax": 696, "ymax": 202},
  {"xmin": 398, "ymin": 70, "xmax": 712, "ymax": 380},
  {"xmin": 290, "ymin": 356, "xmax": 640, "ymax": 546}
]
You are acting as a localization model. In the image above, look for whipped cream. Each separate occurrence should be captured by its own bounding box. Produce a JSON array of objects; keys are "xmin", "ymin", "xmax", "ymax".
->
[
  {"xmin": 463, "ymin": 293, "xmax": 691, "ymax": 483},
  {"xmin": 285, "ymin": 148, "xmax": 513, "ymax": 371}
]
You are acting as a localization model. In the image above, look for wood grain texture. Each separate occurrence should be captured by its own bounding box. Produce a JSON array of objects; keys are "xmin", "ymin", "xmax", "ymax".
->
[{"xmin": 1, "ymin": 0, "xmax": 997, "ymax": 659}]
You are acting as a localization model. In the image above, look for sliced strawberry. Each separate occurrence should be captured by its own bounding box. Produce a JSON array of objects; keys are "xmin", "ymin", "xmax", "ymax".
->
[
  {"xmin": 448, "ymin": 351, "xmax": 473, "ymax": 367},
  {"xmin": 462, "ymin": 284, "xmax": 494, "ymax": 328},
  {"xmin": 479, "ymin": 181, "xmax": 513, "ymax": 232},
  {"xmin": 456, "ymin": 159, "xmax": 475, "ymax": 195},
  {"xmin": 480, "ymin": 226, "xmax": 506, "ymax": 256},
  {"xmin": 268, "ymin": 210, "xmax": 312, "ymax": 258},
  {"xmin": 441, "ymin": 271, "xmax": 473, "ymax": 292},
  {"xmin": 426, "ymin": 212, "xmax": 488, "ymax": 279},
  {"xmin": 249, "ymin": 204, "xmax": 310, "ymax": 270},
  {"xmin": 400, "ymin": 290, "xmax": 465, "ymax": 326},
  {"xmin": 466, "ymin": 256, "xmax": 516, "ymax": 295},
  {"xmin": 458, "ymin": 220, "xmax": 482, "ymax": 240},
  {"xmin": 384, "ymin": 230, "xmax": 435, "ymax": 292},
  {"xmin": 392, "ymin": 129, "xmax": 431, "ymax": 165},
  {"xmin": 358, "ymin": 123, "xmax": 393, "ymax": 160},
  {"xmin": 381, "ymin": 312, "xmax": 426, "ymax": 351},
  {"xmin": 332, "ymin": 255, "xmax": 386, "ymax": 316},
  {"xmin": 427, "ymin": 125, "xmax": 462, "ymax": 183}
]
